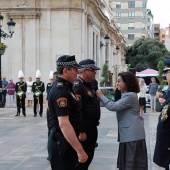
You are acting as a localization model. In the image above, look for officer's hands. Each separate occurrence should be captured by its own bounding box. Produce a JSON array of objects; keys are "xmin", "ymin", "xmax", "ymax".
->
[
  {"xmin": 96, "ymin": 90, "xmax": 103, "ymax": 97},
  {"xmin": 77, "ymin": 149, "xmax": 88, "ymax": 163},
  {"xmin": 156, "ymin": 91, "xmax": 163, "ymax": 98},
  {"xmin": 79, "ymin": 132, "xmax": 87, "ymax": 141},
  {"xmin": 159, "ymin": 98, "xmax": 165, "ymax": 104}
]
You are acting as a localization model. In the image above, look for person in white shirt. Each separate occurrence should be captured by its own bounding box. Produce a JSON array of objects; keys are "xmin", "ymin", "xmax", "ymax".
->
[
  {"xmin": 26, "ymin": 77, "xmax": 33, "ymax": 106},
  {"xmin": 138, "ymin": 78, "xmax": 148, "ymax": 117}
]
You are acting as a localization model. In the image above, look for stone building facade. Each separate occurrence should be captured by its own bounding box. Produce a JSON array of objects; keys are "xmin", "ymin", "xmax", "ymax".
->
[{"xmin": 0, "ymin": 0, "xmax": 126, "ymax": 86}]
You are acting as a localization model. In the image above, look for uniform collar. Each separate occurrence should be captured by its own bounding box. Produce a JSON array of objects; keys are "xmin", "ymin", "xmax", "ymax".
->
[
  {"xmin": 57, "ymin": 77, "xmax": 73, "ymax": 88},
  {"xmin": 78, "ymin": 77, "xmax": 92, "ymax": 87}
]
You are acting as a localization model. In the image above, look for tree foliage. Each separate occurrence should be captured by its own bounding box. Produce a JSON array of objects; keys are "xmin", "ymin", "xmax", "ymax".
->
[
  {"xmin": 126, "ymin": 38, "xmax": 170, "ymax": 71},
  {"xmin": 100, "ymin": 63, "xmax": 109, "ymax": 87}
]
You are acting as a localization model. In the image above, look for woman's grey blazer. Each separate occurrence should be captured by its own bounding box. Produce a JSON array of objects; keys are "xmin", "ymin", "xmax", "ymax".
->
[{"xmin": 99, "ymin": 92, "xmax": 145, "ymax": 143}]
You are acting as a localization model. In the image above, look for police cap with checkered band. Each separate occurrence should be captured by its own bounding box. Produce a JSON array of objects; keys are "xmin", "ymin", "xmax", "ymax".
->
[
  {"xmin": 79, "ymin": 59, "xmax": 100, "ymax": 70},
  {"xmin": 56, "ymin": 55, "xmax": 82, "ymax": 69}
]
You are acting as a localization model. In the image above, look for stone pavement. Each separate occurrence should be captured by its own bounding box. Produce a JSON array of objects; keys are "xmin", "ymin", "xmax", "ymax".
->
[{"xmin": 0, "ymin": 106, "xmax": 164, "ymax": 170}]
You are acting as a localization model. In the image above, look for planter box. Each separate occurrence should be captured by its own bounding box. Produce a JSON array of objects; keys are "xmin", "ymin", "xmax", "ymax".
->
[
  {"xmin": 0, "ymin": 49, "xmax": 5, "ymax": 55},
  {"xmin": 156, "ymin": 100, "xmax": 162, "ymax": 112}
]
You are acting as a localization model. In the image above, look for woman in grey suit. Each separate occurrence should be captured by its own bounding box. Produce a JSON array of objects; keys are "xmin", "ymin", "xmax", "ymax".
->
[{"xmin": 96, "ymin": 72, "xmax": 148, "ymax": 170}]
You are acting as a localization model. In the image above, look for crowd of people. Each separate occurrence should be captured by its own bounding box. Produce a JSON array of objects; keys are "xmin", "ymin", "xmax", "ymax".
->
[
  {"xmin": 1, "ymin": 56, "xmax": 170, "ymax": 170},
  {"xmin": 2, "ymin": 70, "xmax": 45, "ymax": 117}
]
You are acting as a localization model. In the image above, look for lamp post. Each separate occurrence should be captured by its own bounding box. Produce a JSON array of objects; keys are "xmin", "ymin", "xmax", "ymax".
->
[
  {"xmin": 0, "ymin": 13, "xmax": 16, "ymax": 107},
  {"xmin": 104, "ymin": 35, "xmax": 110, "ymax": 64}
]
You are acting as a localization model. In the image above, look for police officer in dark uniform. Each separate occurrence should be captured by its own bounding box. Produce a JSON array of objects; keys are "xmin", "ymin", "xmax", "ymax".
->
[
  {"xmin": 48, "ymin": 55, "xmax": 88, "ymax": 170},
  {"xmin": 73, "ymin": 59, "xmax": 101, "ymax": 170},
  {"xmin": 15, "ymin": 70, "xmax": 27, "ymax": 117},
  {"xmin": 46, "ymin": 71, "xmax": 58, "ymax": 135},
  {"xmin": 153, "ymin": 59, "xmax": 170, "ymax": 170},
  {"xmin": 32, "ymin": 70, "xmax": 45, "ymax": 117}
]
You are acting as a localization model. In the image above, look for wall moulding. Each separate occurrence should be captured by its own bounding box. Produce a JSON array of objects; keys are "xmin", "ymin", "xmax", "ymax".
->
[{"xmin": 6, "ymin": 12, "xmax": 41, "ymax": 19}]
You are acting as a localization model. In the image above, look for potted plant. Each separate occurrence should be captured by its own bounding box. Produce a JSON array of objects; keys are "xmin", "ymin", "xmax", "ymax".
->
[{"xmin": 0, "ymin": 43, "xmax": 7, "ymax": 55}]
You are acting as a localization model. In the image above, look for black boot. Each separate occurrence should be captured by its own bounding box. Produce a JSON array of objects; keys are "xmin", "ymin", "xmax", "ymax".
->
[
  {"xmin": 23, "ymin": 113, "xmax": 26, "ymax": 117},
  {"xmin": 15, "ymin": 112, "xmax": 20, "ymax": 116},
  {"xmin": 34, "ymin": 113, "xmax": 37, "ymax": 117}
]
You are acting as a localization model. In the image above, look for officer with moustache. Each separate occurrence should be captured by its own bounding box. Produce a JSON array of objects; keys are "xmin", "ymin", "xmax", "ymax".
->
[
  {"xmin": 15, "ymin": 70, "xmax": 27, "ymax": 117},
  {"xmin": 32, "ymin": 70, "xmax": 45, "ymax": 117},
  {"xmin": 73, "ymin": 59, "xmax": 101, "ymax": 170},
  {"xmin": 48, "ymin": 55, "xmax": 88, "ymax": 170}
]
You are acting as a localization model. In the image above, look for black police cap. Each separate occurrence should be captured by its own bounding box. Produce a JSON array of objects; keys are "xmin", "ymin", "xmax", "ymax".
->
[
  {"xmin": 56, "ymin": 55, "xmax": 81, "ymax": 68},
  {"xmin": 164, "ymin": 59, "xmax": 170, "ymax": 73},
  {"xmin": 79, "ymin": 59, "xmax": 100, "ymax": 70}
]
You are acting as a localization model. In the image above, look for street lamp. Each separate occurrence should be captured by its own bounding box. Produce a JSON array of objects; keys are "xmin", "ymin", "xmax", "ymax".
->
[{"xmin": 0, "ymin": 13, "xmax": 16, "ymax": 107}]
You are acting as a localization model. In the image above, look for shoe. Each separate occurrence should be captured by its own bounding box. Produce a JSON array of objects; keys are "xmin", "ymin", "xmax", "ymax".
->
[
  {"xmin": 34, "ymin": 114, "xmax": 37, "ymax": 117},
  {"xmin": 23, "ymin": 113, "xmax": 26, "ymax": 117},
  {"xmin": 15, "ymin": 113, "xmax": 20, "ymax": 116},
  {"xmin": 40, "ymin": 114, "xmax": 42, "ymax": 117}
]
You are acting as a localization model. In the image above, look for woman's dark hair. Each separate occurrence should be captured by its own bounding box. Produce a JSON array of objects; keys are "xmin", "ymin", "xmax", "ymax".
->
[{"xmin": 118, "ymin": 72, "xmax": 140, "ymax": 93}]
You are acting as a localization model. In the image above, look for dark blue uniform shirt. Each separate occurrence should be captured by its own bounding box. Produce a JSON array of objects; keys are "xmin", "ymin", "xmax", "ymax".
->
[
  {"xmin": 73, "ymin": 77, "xmax": 100, "ymax": 127},
  {"xmin": 48, "ymin": 77, "xmax": 83, "ymax": 133}
]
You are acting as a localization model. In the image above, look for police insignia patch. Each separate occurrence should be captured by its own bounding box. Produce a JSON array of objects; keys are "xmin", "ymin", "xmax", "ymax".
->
[{"xmin": 57, "ymin": 97, "xmax": 67, "ymax": 107}]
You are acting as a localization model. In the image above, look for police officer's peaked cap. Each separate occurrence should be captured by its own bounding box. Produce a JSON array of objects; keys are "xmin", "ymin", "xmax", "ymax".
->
[
  {"xmin": 56, "ymin": 55, "xmax": 81, "ymax": 68},
  {"xmin": 79, "ymin": 59, "xmax": 100, "ymax": 70},
  {"xmin": 163, "ymin": 59, "xmax": 170, "ymax": 73},
  {"xmin": 53, "ymin": 71, "xmax": 58, "ymax": 77}
]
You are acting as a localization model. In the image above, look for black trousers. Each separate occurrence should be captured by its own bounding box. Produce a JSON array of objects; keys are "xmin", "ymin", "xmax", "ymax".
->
[
  {"xmin": 78, "ymin": 125, "xmax": 98, "ymax": 170},
  {"xmin": 46, "ymin": 108, "xmax": 50, "ymax": 136},
  {"xmin": 16, "ymin": 97, "xmax": 26, "ymax": 115},
  {"xmin": 48, "ymin": 130, "xmax": 78, "ymax": 170},
  {"xmin": 33, "ymin": 95, "xmax": 43, "ymax": 115},
  {"xmin": 2, "ymin": 90, "xmax": 7, "ymax": 104}
]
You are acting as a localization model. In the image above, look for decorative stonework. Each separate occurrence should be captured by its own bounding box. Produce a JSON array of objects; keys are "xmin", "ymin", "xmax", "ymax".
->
[
  {"xmin": 6, "ymin": 12, "xmax": 41, "ymax": 19},
  {"xmin": 87, "ymin": 14, "xmax": 94, "ymax": 26},
  {"xmin": 17, "ymin": 0, "xmax": 28, "ymax": 7},
  {"xmin": 100, "ymin": 28, "xmax": 106, "ymax": 37}
]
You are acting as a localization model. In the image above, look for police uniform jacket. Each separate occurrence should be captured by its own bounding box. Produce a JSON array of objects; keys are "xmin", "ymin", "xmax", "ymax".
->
[
  {"xmin": 32, "ymin": 81, "xmax": 45, "ymax": 97},
  {"xmin": 46, "ymin": 82, "xmax": 53, "ymax": 100},
  {"xmin": 15, "ymin": 82, "xmax": 27, "ymax": 98},
  {"xmin": 73, "ymin": 77, "xmax": 100, "ymax": 128},
  {"xmin": 153, "ymin": 86, "xmax": 170, "ymax": 168},
  {"xmin": 48, "ymin": 77, "xmax": 83, "ymax": 134}
]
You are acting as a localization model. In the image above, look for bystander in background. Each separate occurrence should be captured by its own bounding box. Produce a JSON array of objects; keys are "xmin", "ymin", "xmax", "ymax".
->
[
  {"xmin": 26, "ymin": 77, "xmax": 33, "ymax": 107},
  {"xmin": 138, "ymin": 78, "xmax": 148, "ymax": 117},
  {"xmin": 7, "ymin": 79, "xmax": 16, "ymax": 107},
  {"xmin": 2, "ymin": 76, "xmax": 8, "ymax": 105},
  {"xmin": 149, "ymin": 77, "xmax": 158, "ymax": 112}
]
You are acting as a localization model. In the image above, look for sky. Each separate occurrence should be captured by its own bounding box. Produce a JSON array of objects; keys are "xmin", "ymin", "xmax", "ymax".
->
[{"xmin": 147, "ymin": 0, "xmax": 170, "ymax": 28}]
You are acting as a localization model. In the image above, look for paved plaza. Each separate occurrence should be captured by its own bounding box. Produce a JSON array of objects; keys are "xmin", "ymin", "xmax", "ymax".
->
[{"xmin": 0, "ymin": 106, "xmax": 164, "ymax": 170}]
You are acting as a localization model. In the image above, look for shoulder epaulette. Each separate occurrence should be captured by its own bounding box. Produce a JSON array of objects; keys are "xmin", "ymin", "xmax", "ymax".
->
[
  {"xmin": 57, "ymin": 82, "xmax": 63, "ymax": 87},
  {"xmin": 74, "ymin": 81, "xmax": 79, "ymax": 86}
]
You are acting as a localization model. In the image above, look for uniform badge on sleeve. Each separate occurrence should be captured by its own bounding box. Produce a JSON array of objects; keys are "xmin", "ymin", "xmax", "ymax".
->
[{"xmin": 57, "ymin": 97, "xmax": 67, "ymax": 107}]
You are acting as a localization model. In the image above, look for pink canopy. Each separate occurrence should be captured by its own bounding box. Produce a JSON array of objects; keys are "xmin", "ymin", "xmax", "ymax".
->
[{"xmin": 136, "ymin": 69, "xmax": 158, "ymax": 77}]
